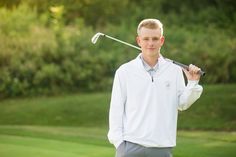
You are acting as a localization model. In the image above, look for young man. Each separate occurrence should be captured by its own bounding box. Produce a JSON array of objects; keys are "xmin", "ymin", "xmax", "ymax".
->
[{"xmin": 108, "ymin": 19, "xmax": 203, "ymax": 157}]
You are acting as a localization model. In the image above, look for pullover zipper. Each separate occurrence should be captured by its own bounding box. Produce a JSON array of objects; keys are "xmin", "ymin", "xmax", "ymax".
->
[{"xmin": 149, "ymin": 70, "xmax": 154, "ymax": 82}]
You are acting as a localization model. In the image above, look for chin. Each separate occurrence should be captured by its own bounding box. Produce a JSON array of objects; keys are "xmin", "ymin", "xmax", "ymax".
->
[
  {"xmin": 142, "ymin": 49, "xmax": 159, "ymax": 56},
  {"xmin": 148, "ymin": 51, "xmax": 159, "ymax": 56}
]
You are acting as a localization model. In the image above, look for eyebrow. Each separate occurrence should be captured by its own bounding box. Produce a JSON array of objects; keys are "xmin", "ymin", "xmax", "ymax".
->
[{"xmin": 142, "ymin": 36, "xmax": 160, "ymax": 39}]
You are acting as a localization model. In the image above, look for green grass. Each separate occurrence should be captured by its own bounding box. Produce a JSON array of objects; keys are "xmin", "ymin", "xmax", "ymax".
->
[
  {"xmin": 0, "ymin": 125, "xmax": 113, "ymax": 157},
  {"xmin": 0, "ymin": 93, "xmax": 110, "ymax": 127},
  {"xmin": 178, "ymin": 84, "xmax": 236, "ymax": 130},
  {"xmin": 0, "ymin": 84, "xmax": 235, "ymax": 130},
  {"xmin": 0, "ymin": 135, "xmax": 113, "ymax": 157},
  {"xmin": 0, "ymin": 126, "xmax": 235, "ymax": 157},
  {"xmin": 0, "ymin": 84, "xmax": 236, "ymax": 156}
]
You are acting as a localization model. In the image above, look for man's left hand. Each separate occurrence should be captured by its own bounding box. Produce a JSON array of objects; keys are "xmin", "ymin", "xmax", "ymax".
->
[{"xmin": 182, "ymin": 64, "xmax": 201, "ymax": 81}]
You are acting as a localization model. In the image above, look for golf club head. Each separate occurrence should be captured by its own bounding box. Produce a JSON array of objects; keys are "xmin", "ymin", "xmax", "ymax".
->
[{"xmin": 91, "ymin": 32, "xmax": 105, "ymax": 44}]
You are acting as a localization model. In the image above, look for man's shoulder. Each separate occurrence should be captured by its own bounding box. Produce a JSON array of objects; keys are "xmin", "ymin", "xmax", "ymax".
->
[
  {"xmin": 121, "ymin": 58, "xmax": 137, "ymax": 68},
  {"xmin": 162, "ymin": 58, "xmax": 183, "ymax": 71},
  {"xmin": 158, "ymin": 58, "xmax": 183, "ymax": 76},
  {"xmin": 169, "ymin": 62, "xmax": 183, "ymax": 71},
  {"xmin": 116, "ymin": 57, "xmax": 139, "ymax": 72}
]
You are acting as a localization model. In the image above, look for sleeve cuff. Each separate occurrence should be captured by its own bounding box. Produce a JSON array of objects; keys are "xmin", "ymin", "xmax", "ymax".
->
[{"xmin": 187, "ymin": 80, "xmax": 199, "ymax": 87}]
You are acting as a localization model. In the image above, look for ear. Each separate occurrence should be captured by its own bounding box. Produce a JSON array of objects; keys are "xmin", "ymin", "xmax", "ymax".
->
[
  {"xmin": 160, "ymin": 36, "xmax": 165, "ymax": 46},
  {"xmin": 136, "ymin": 36, "xmax": 141, "ymax": 46}
]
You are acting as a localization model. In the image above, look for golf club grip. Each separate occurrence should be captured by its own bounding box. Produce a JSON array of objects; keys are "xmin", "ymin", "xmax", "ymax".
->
[{"xmin": 172, "ymin": 60, "xmax": 206, "ymax": 76}]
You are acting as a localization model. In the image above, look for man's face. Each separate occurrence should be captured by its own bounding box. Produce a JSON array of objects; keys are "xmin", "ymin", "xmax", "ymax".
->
[{"xmin": 136, "ymin": 27, "xmax": 164, "ymax": 58}]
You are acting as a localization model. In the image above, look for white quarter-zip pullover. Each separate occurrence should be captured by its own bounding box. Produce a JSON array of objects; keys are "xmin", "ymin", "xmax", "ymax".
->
[{"xmin": 108, "ymin": 54, "xmax": 203, "ymax": 148}]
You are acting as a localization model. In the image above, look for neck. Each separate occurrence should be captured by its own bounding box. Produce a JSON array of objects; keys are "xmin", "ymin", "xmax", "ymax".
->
[{"xmin": 142, "ymin": 54, "xmax": 160, "ymax": 67}]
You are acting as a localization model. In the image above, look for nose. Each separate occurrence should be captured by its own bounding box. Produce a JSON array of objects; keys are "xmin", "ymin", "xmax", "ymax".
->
[{"xmin": 147, "ymin": 39, "xmax": 155, "ymax": 47}]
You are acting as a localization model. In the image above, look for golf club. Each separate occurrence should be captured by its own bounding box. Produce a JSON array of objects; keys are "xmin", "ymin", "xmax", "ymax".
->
[{"xmin": 91, "ymin": 32, "xmax": 205, "ymax": 76}]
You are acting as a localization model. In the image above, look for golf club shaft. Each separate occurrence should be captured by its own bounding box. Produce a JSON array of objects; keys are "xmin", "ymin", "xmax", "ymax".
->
[
  {"xmin": 104, "ymin": 34, "xmax": 141, "ymax": 50},
  {"xmin": 102, "ymin": 34, "xmax": 205, "ymax": 76}
]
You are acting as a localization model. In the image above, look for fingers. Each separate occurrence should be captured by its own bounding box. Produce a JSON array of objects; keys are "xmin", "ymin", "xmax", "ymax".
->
[{"xmin": 189, "ymin": 64, "xmax": 201, "ymax": 75}]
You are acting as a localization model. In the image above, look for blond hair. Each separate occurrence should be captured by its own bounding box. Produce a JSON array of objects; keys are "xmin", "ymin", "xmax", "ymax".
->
[{"xmin": 137, "ymin": 19, "xmax": 163, "ymax": 36}]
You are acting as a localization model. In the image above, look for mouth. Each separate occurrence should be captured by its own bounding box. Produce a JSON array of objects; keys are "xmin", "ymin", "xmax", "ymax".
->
[{"xmin": 147, "ymin": 48, "xmax": 156, "ymax": 51}]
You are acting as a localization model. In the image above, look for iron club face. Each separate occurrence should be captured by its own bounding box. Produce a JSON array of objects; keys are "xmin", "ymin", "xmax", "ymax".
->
[{"xmin": 91, "ymin": 32, "xmax": 105, "ymax": 44}]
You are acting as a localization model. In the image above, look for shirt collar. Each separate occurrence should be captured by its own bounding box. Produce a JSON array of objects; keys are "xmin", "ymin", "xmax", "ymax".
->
[{"xmin": 139, "ymin": 54, "xmax": 166, "ymax": 72}]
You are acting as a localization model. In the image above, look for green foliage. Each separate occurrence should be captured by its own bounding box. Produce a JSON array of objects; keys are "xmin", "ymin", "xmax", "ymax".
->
[
  {"xmin": 0, "ymin": 1, "xmax": 236, "ymax": 97},
  {"xmin": 0, "ymin": 3, "xmax": 116, "ymax": 97}
]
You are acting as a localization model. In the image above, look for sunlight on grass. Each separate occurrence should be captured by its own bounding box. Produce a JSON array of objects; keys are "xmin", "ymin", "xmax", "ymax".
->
[
  {"xmin": 0, "ymin": 126, "xmax": 236, "ymax": 157},
  {"xmin": 0, "ymin": 135, "xmax": 114, "ymax": 157}
]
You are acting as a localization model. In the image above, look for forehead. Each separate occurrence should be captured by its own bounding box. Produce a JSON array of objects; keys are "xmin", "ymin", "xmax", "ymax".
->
[{"xmin": 139, "ymin": 27, "xmax": 162, "ymax": 37}]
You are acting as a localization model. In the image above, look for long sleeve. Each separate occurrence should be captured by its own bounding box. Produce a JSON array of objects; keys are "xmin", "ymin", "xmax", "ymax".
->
[
  {"xmin": 177, "ymin": 70, "xmax": 203, "ymax": 111},
  {"xmin": 107, "ymin": 70, "xmax": 127, "ymax": 148}
]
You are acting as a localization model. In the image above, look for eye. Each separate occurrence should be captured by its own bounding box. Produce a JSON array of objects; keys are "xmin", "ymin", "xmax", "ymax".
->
[{"xmin": 153, "ymin": 37, "xmax": 159, "ymax": 41}]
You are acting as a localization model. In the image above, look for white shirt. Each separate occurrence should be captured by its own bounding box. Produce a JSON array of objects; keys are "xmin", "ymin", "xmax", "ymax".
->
[{"xmin": 108, "ymin": 54, "xmax": 203, "ymax": 148}]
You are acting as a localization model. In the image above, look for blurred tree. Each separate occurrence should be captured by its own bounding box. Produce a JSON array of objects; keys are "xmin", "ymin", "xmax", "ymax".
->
[
  {"xmin": 0, "ymin": 0, "xmax": 21, "ymax": 8},
  {"xmin": 0, "ymin": 0, "xmax": 236, "ymax": 98},
  {"xmin": 12, "ymin": 0, "xmax": 129, "ymax": 26},
  {"xmin": 1, "ymin": 0, "xmax": 235, "ymax": 29}
]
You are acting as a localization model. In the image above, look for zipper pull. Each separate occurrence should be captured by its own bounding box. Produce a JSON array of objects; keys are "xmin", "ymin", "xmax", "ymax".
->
[{"xmin": 152, "ymin": 76, "xmax": 154, "ymax": 82}]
